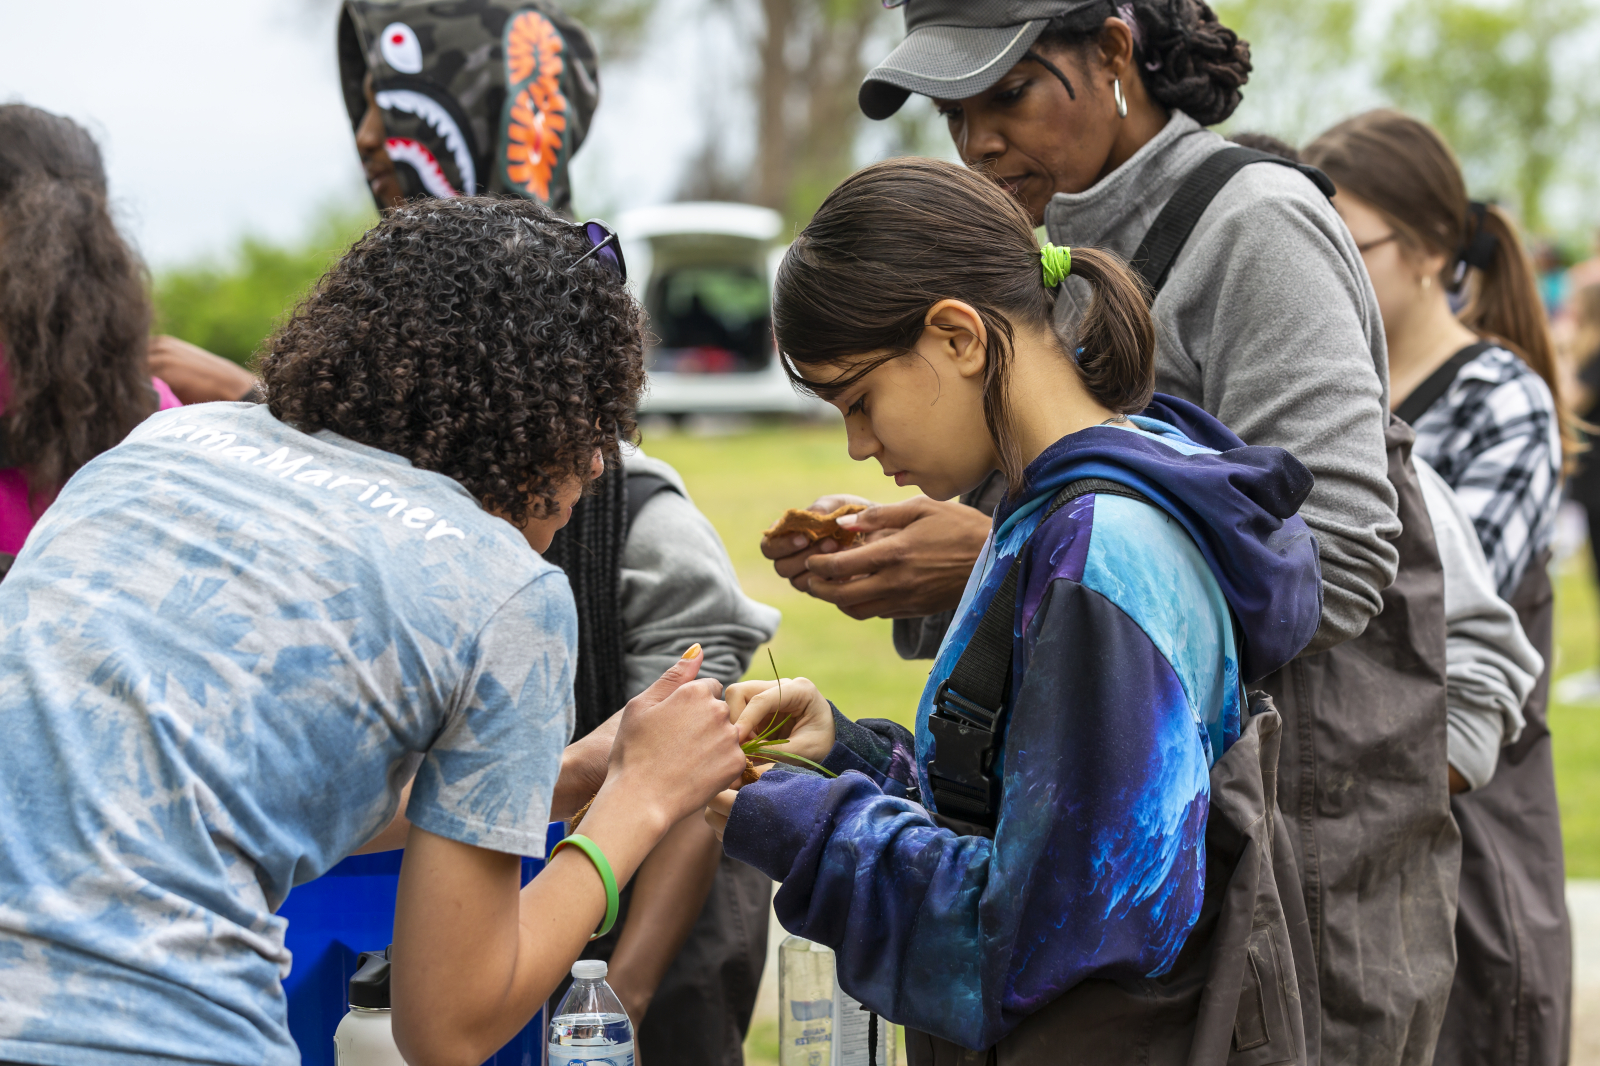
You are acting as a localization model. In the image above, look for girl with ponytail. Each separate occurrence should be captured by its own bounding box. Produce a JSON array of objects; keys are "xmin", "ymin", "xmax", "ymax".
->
[
  {"xmin": 1304, "ymin": 109, "xmax": 1570, "ymax": 1066},
  {"xmin": 1306, "ymin": 111, "xmax": 1568, "ymax": 593},
  {"xmin": 709, "ymin": 158, "xmax": 1323, "ymax": 1062},
  {"xmin": 763, "ymin": 9, "xmax": 1451, "ymax": 1062},
  {"xmin": 0, "ymin": 104, "xmax": 182, "ymax": 559}
]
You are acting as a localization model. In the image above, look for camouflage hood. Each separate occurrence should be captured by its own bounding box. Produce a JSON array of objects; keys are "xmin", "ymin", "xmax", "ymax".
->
[{"xmin": 338, "ymin": 0, "xmax": 599, "ymax": 213}]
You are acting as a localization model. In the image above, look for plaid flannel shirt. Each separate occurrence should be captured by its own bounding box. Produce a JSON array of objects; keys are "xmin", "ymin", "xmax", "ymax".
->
[{"xmin": 1409, "ymin": 345, "xmax": 1561, "ymax": 598}]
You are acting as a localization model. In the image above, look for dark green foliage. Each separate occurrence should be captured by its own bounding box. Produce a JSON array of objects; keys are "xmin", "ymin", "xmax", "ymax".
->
[{"xmin": 151, "ymin": 205, "xmax": 377, "ymax": 367}]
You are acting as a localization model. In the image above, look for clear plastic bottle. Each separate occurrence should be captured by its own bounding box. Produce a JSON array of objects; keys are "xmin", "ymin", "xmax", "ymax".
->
[
  {"xmin": 778, "ymin": 935, "xmax": 895, "ymax": 1066},
  {"xmin": 548, "ymin": 959, "xmax": 635, "ymax": 1066}
]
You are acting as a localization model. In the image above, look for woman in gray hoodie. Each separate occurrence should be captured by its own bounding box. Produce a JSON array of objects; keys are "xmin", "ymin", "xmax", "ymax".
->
[{"xmin": 761, "ymin": 3, "xmax": 1454, "ymax": 1064}]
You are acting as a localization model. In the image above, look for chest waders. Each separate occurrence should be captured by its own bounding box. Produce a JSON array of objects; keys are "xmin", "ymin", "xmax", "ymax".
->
[
  {"xmin": 907, "ymin": 477, "xmax": 1316, "ymax": 1065},
  {"xmin": 1400, "ymin": 353, "xmax": 1570, "ymax": 1066},
  {"xmin": 1152, "ymin": 148, "xmax": 1456, "ymax": 1066}
]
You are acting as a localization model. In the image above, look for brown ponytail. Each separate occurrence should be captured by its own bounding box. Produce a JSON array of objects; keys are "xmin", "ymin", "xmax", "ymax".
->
[
  {"xmin": 1459, "ymin": 204, "xmax": 1560, "ymax": 409},
  {"xmin": 772, "ymin": 157, "xmax": 1154, "ymax": 492},
  {"xmin": 1304, "ymin": 110, "xmax": 1577, "ymax": 468}
]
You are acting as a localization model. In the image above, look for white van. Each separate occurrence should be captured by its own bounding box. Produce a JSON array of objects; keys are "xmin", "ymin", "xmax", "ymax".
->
[{"xmin": 617, "ymin": 202, "xmax": 830, "ymax": 417}]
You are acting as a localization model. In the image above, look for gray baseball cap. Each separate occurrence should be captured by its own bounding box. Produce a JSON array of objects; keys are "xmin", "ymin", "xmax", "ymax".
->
[{"xmin": 860, "ymin": 0, "xmax": 1109, "ymax": 120}]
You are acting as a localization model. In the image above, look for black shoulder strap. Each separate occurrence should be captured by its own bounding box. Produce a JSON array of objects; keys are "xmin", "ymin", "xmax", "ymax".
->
[
  {"xmin": 1131, "ymin": 146, "xmax": 1336, "ymax": 298},
  {"xmin": 624, "ymin": 471, "xmax": 680, "ymax": 528},
  {"xmin": 926, "ymin": 477, "xmax": 1154, "ymax": 825},
  {"xmin": 1394, "ymin": 341, "xmax": 1495, "ymax": 426}
]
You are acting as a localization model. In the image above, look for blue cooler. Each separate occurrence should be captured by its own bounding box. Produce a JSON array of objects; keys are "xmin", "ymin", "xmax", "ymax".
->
[{"xmin": 281, "ymin": 822, "xmax": 567, "ymax": 1065}]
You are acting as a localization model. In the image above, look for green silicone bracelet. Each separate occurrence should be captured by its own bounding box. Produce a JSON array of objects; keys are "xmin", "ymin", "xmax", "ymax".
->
[{"xmin": 551, "ymin": 834, "xmax": 619, "ymax": 940}]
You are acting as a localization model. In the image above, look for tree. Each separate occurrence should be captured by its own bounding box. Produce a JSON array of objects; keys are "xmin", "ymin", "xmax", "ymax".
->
[
  {"xmin": 1212, "ymin": 0, "xmax": 1364, "ymax": 141},
  {"xmin": 569, "ymin": 0, "xmax": 905, "ymax": 227},
  {"xmin": 746, "ymin": 0, "xmax": 891, "ymax": 223},
  {"xmin": 152, "ymin": 206, "xmax": 375, "ymax": 366},
  {"xmin": 1379, "ymin": 0, "xmax": 1597, "ymax": 231},
  {"xmin": 1217, "ymin": 0, "xmax": 1600, "ymax": 234}
]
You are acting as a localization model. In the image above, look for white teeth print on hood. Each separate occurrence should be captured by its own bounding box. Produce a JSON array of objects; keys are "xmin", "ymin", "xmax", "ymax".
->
[
  {"xmin": 337, "ymin": 0, "xmax": 602, "ymax": 213},
  {"xmin": 376, "ymin": 89, "xmax": 477, "ymax": 195}
]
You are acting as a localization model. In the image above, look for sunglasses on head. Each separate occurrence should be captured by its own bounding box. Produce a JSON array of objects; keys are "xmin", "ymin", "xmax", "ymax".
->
[{"xmin": 569, "ymin": 219, "xmax": 627, "ymax": 283}]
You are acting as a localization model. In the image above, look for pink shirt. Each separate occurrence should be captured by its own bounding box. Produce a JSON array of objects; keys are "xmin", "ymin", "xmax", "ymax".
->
[{"xmin": 0, "ymin": 376, "xmax": 181, "ymax": 555}]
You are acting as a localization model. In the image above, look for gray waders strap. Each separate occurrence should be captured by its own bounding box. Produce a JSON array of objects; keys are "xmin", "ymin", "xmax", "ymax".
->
[
  {"xmin": 624, "ymin": 471, "xmax": 680, "ymax": 528},
  {"xmin": 926, "ymin": 478, "xmax": 1155, "ymax": 828}
]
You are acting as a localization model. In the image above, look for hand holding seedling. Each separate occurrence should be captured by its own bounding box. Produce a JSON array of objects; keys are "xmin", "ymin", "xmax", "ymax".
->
[
  {"xmin": 705, "ymin": 655, "xmax": 839, "ymax": 843},
  {"xmin": 727, "ymin": 676, "xmax": 835, "ymax": 771}
]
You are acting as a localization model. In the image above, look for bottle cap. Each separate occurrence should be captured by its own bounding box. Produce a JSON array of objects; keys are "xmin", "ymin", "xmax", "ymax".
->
[
  {"xmin": 572, "ymin": 959, "xmax": 608, "ymax": 980},
  {"xmin": 348, "ymin": 946, "xmax": 392, "ymax": 1009}
]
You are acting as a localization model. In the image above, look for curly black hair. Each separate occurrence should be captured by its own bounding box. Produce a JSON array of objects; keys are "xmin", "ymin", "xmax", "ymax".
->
[
  {"xmin": 1039, "ymin": 0, "xmax": 1252, "ymax": 127},
  {"xmin": 260, "ymin": 196, "xmax": 644, "ymax": 525}
]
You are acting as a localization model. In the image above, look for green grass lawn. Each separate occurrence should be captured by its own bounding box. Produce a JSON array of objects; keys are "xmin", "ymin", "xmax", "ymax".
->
[
  {"xmin": 1551, "ymin": 551, "xmax": 1600, "ymax": 876},
  {"xmin": 644, "ymin": 419, "xmax": 932, "ymax": 731},
  {"xmin": 648, "ymin": 419, "xmax": 1600, "ymax": 1060}
]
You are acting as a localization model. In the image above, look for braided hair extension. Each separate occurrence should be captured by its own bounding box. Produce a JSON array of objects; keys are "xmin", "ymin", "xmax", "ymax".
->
[
  {"xmin": 1037, "ymin": 0, "xmax": 1252, "ymax": 127},
  {"xmin": 544, "ymin": 461, "xmax": 629, "ymax": 739}
]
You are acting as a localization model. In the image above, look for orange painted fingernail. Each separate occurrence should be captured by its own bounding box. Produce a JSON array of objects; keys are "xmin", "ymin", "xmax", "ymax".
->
[{"xmin": 682, "ymin": 643, "xmax": 702, "ymax": 659}]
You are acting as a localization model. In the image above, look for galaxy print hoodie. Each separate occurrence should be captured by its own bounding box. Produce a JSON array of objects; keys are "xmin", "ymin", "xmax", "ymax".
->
[{"xmin": 722, "ymin": 396, "xmax": 1322, "ymax": 1051}]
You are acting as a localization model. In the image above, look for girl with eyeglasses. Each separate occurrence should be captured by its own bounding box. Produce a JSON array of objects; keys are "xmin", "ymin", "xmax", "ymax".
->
[
  {"xmin": 760, "ymin": 6, "xmax": 1455, "ymax": 1062},
  {"xmin": 710, "ymin": 157, "xmax": 1323, "ymax": 1064},
  {"xmin": 1305, "ymin": 109, "xmax": 1572, "ymax": 1066}
]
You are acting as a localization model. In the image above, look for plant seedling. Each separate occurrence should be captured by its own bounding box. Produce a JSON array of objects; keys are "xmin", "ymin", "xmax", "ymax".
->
[
  {"xmin": 740, "ymin": 648, "xmax": 835, "ymax": 780},
  {"xmin": 568, "ymin": 649, "xmax": 834, "ymax": 831}
]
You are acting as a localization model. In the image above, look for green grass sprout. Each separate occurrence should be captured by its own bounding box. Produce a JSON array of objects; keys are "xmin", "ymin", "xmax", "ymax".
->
[{"xmin": 740, "ymin": 646, "xmax": 835, "ymax": 778}]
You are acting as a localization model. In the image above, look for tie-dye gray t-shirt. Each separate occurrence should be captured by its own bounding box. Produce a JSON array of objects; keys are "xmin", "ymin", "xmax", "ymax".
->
[{"xmin": 0, "ymin": 402, "xmax": 576, "ymax": 1066}]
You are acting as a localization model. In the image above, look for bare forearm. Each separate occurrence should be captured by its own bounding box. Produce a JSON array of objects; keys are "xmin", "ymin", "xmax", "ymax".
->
[
  {"xmin": 552, "ymin": 713, "xmax": 622, "ymax": 821},
  {"xmin": 606, "ymin": 815, "xmax": 721, "ymax": 1022},
  {"xmin": 393, "ymin": 781, "xmax": 673, "ymax": 1065}
]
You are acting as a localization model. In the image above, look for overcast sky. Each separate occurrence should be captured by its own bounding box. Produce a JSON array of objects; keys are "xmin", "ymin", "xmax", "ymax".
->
[{"xmin": 0, "ymin": 0, "xmax": 707, "ymax": 268}]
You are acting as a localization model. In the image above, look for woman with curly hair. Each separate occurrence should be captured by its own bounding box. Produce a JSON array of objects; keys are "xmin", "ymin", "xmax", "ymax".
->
[
  {"xmin": 0, "ymin": 104, "xmax": 184, "ymax": 564},
  {"xmin": 763, "ymin": 4, "xmax": 1453, "ymax": 1062},
  {"xmin": 0, "ymin": 196, "xmax": 748, "ymax": 1066}
]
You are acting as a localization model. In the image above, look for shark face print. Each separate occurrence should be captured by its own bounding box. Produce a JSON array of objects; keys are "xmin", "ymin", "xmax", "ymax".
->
[
  {"xmin": 499, "ymin": 10, "xmax": 570, "ymax": 204},
  {"xmin": 377, "ymin": 87, "xmax": 478, "ymax": 196},
  {"xmin": 379, "ymin": 22, "xmax": 424, "ymax": 74}
]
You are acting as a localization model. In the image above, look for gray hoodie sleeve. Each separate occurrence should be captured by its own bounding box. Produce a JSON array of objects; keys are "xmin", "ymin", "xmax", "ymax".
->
[
  {"xmin": 1142, "ymin": 163, "xmax": 1402, "ymax": 651},
  {"xmin": 620, "ymin": 450, "xmax": 781, "ymax": 696},
  {"xmin": 1414, "ymin": 458, "xmax": 1540, "ymax": 790}
]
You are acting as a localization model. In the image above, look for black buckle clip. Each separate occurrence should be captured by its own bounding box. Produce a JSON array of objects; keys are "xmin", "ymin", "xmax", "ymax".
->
[
  {"xmin": 928, "ymin": 682, "xmax": 1003, "ymax": 827},
  {"xmin": 932, "ymin": 680, "xmax": 997, "ymax": 731}
]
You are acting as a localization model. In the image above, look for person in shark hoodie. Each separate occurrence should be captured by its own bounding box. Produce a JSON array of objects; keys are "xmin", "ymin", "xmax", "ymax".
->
[
  {"xmin": 338, "ymin": 0, "xmax": 599, "ymax": 212},
  {"xmin": 333, "ymin": 10, "xmax": 781, "ymax": 1066},
  {"xmin": 704, "ymin": 158, "xmax": 1323, "ymax": 1063}
]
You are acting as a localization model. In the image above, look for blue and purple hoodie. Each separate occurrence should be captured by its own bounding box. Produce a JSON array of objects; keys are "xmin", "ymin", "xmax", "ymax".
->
[{"xmin": 723, "ymin": 396, "xmax": 1322, "ymax": 1050}]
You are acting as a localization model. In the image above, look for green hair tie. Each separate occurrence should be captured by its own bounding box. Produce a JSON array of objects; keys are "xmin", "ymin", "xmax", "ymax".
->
[{"xmin": 1040, "ymin": 243, "xmax": 1073, "ymax": 288}]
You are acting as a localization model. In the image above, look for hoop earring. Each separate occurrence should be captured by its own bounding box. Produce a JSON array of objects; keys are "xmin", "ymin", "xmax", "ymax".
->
[{"xmin": 1114, "ymin": 78, "xmax": 1128, "ymax": 119}]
